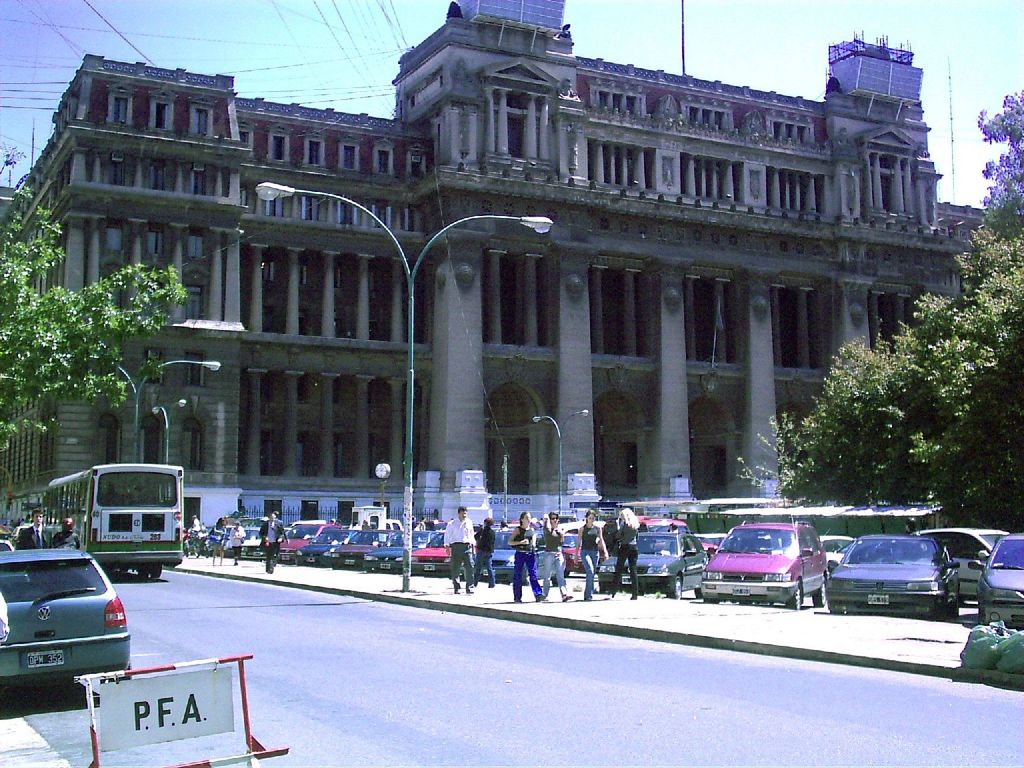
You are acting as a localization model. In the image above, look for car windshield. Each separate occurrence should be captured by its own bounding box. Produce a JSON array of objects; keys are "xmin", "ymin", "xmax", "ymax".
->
[
  {"xmin": 411, "ymin": 531, "xmax": 433, "ymax": 548},
  {"xmin": 0, "ymin": 558, "xmax": 106, "ymax": 603},
  {"xmin": 823, "ymin": 539, "xmax": 851, "ymax": 553},
  {"xmin": 287, "ymin": 523, "xmax": 324, "ymax": 540},
  {"xmin": 719, "ymin": 528, "xmax": 796, "ymax": 555},
  {"xmin": 844, "ymin": 538, "xmax": 938, "ymax": 565},
  {"xmin": 348, "ymin": 530, "xmax": 387, "ymax": 546},
  {"xmin": 312, "ymin": 529, "xmax": 348, "ymax": 545},
  {"xmin": 637, "ymin": 536, "xmax": 679, "ymax": 556},
  {"xmin": 990, "ymin": 539, "xmax": 1024, "ymax": 569},
  {"xmin": 563, "ymin": 533, "xmax": 578, "ymax": 547},
  {"xmin": 427, "ymin": 531, "xmax": 446, "ymax": 547},
  {"xmin": 979, "ymin": 533, "xmax": 1006, "ymax": 549}
]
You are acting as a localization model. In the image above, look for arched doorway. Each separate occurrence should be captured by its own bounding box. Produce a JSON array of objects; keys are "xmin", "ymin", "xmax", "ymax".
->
[
  {"xmin": 485, "ymin": 384, "xmax": 538, "ymax": 495},
  {"xmin": 689, "ymin": 397, "xmax": 735, "ymax": 498},
  {"xmin": 593, "ymin": 391, "xmax": 644, "ymax": 499}
]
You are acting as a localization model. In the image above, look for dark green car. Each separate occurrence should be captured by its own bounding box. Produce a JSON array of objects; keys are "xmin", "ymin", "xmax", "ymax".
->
[{"xmin": 598, "ymin": 532, "xmax": 708, "ymax": 598}]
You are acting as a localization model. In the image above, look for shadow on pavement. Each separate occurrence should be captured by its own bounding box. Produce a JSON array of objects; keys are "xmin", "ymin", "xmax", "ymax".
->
[{"xmin": 0, "ymin": 680, "xmax": 87, "ymax": 717}]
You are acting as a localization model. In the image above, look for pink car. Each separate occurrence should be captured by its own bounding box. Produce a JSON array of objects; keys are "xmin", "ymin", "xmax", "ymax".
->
[
  {"xmin": 701, "ymin": 522, "xmax": 828, "ymax": 610},
  {"xmin": 277, "ymin": 522, "xmax": 336, "ymax": 565}
]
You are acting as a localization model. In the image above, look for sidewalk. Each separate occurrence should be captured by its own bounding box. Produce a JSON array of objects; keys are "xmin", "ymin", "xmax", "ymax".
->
[{"xmin": 174, "ymin": 559, "xmax": 1022, "ymax": 690}]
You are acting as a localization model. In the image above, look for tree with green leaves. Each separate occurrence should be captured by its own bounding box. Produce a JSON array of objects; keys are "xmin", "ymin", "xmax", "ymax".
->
[
  {"xmin": 0, "ymin": 188, "xmax": 185, "ymax": 441},
  {"xmin": 777, "ymin": 92, "xmax": 1024, "ymax": 530}
]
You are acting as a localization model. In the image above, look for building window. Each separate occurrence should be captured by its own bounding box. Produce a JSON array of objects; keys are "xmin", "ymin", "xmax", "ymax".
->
[
  {"xmin": 191, "ymin": 106, "xmax": 210, "ymax": 136},
  {"xmin": 271, "ymin": 134, "xmax": 287, "ymax": 161},
  {"xmin": 409, "ymin": 150, "xmax": 425, "ymax": 179},
  {"xmin": 187, "ymin": 232, "xmax": 204, "ymax": 260},
  {"xmin": 108, "ymin": 156, "xmax": 126, "ymax": 186},
  {"xmin": 98, "ymin": 414, "xmax": 120, "ymax": 464},
  {"xmin": 185, "ymin": 285, "xmax": 203, "ymax": 319},
  {"xmin": 238, "ymin": 128, "xmax": 251, "ymax": 145},
  {"xmin": 300, "ymin": 196, "xmax": 319, "ymax": 221},
  {"xmin": 263, "ymin": 197, "xmax": 283, "ymax": 217},
  {"xmin": 341, "ymin": 144, "xmax": 357, "ymax": 170},
  {"xmin": 336, "ymin": 202, "xmax": 354, "ymax": 226},
  {"xmin": 263, "ymin": 259, "xmax": 276, "ymax": 283},
  {"xmin": 110, "ymin": 95, "xmax": 129, "ymax": 124},
  {"xmin": 153, "ymin": 101, "xmax": 171, "ymax": 130},
  {"xmin": 306, "ymin": 139, "xmax": 322, "ymax": 166},
  {"xmin": 375, "ymin": 148, "xmax": 391, "ymax": 175},
  {"xmin": 105, "ymin": 225, "xmax": 123, "ymax": 254},
  {"xmin": 183, "ymin": 351, "xmax": 207, "ymax": 386},
  {"xmin": 149, "ymin": 160, "xmax": 166, "ymax": 190},
  {"xmin": 146, "ymin": 228, "xmax": 163, "ymax": 259},
  {"xmin": 190, "ymin": 165, "xmax": 207, "ymax": 195},
  {"xmin": 371, "ymin": 201, "xmax": 391, "ymax": 227},
  {"xmin": 182, "ymin": 418, "xmax": 203, "ymax": 470}
]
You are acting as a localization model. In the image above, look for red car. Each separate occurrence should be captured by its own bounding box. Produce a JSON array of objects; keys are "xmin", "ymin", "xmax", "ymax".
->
[
  {"xmin": 324, "ymin": 529, "xmax": 399, "ymax": 570},
  {"xmin": 411, "ymin": 531, "xmax": 449, "ymax": 576},
  {"xmin": 277, "ymin": 521, "xmax": 335, "ymax": 565}
]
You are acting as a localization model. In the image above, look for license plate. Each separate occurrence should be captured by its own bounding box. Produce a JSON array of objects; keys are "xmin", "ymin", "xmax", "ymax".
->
[
  {"xmin": 344, "ymin": 559, "xmax": 355, "ymax": 565},
  {"xmin": 27, "ymin": 650, "xmax": 65, "ymax": 668},
  {"xmin": 305, "ymin": 556, "xmax": 317, "ymax": 563},
  {"xmin": 733, "ymin": 586, "xmax": 750, "ymax": 596},
  {"xmin": 424, "ymin": 564, "xmax": 436, "ymax": 571},
  {"xmin": 868, "ymin": 594, "xmax": 890, "ymax": 605},
  {"xmin": 379, "ymin": 563, "xmax": 392, "ymax": 570},
  {"xmin": 622, "ymin": 576, "xmax": 632, "ymax": 584}
]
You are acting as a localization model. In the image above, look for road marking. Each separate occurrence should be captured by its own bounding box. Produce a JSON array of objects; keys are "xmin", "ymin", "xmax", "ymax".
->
[{"xmin": 0, "ymin": 718, "xmax": 71, "ymax": 768}]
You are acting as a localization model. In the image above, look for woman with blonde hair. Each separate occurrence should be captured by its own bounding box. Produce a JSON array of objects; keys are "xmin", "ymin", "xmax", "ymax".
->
[{"xmin": 611, "ymin": 507, "xmax": 640, "ymax": 600}]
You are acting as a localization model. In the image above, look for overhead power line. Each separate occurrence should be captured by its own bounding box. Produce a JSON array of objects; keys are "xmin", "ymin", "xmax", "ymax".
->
[{"xmin": 80, "ymin": 0, "xmax": 154, "ymax": 65}]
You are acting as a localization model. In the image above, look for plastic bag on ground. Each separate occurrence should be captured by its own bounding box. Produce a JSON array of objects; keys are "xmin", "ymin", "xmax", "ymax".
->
[{"xmin": 961, "ymin": 624, "xmax": 1008, "ymax": 670}]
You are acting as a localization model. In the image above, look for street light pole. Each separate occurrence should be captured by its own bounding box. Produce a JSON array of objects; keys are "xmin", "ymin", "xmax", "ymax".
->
[
  {"xmin": 255, "ymin": 182, "xmax": 552, "ymax": 592},
  {"xmin": 117, "ymin": 360, "xmax": 221, "ymax": 462},
  {"xmin": 533, "ymin": 409, "xmax": 590, "ymax": 518},
  {"xmin": 152, "ymin": 399, "xmax": 188, "ymax": 463}
]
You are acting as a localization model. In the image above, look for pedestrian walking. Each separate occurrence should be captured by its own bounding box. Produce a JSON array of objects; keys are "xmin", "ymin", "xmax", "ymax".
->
[
  {"xmin": 51, "ymin": 517, "xmax": 81, "ymax": 549},
  {"xmin": 473, "ymin": 516, "xmax": 496, "ymax": 588},
  {"xmin": 540, "ymin": 512, "xmax": 573, "ymax": 602},
  {"xmin": 16, "ymin": 511, "xmax": 48, "ymax": 549},
  {"xmin": 228, "ymin": 519, "xmax": 245, "ymax": 565},
  {"xmin": 444, "ymin": 506, "xmax": 476, "ymax": 594},
  {"xmin": 210, "ymin": 517, "xmax": 227, "ymax": 566},
  {"xmin": 509, "ymin": 511, "xmax": 544, "ymax": 603},
  {"xmin": 259, "ymin": 512, "xmax": 286, "ymax": 573},
  {"xmin": 611, "ymin": 507, "xmax": 640, "ymax": 599},
  {"xmin": 579, "ymin": 510, "xmax": 608, "ymax": 601}
]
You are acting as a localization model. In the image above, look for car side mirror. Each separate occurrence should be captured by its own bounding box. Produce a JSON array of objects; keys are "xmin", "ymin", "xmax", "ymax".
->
[
  {"xmin": 966, "ymin": 560, "xmax": 984, "ymax": 572},
  {"xmin": 977, "ymin": 549, "xmax": 989, "ymax": 561}
]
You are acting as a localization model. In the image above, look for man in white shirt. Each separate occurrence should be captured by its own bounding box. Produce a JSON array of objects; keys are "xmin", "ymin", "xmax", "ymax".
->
[{"xmin": 444, "ymin": 506, "xmax": 476, "ymax": 594}]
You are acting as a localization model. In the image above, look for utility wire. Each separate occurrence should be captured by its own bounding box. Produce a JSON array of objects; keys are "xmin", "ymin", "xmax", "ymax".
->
[{"xmin": 80, "ymin": 0, "xmax": 154, "ymax": 65}]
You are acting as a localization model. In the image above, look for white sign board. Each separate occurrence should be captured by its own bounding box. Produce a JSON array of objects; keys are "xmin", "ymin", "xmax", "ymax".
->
[{"xmin": 98, "ymin": 666, "xmax": 234, "ymax": 751}]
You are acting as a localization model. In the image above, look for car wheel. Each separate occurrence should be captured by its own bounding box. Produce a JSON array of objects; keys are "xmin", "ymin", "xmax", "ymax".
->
[
  {"xmin": 787, "ymin": 580, "xmax": 804, "ymax": 610},
  {"xmin": 694, "ymin": 587, "xmax": 703, "ymax": 600},
  {"xmin": 703, "ymin": 595, "xmax": 719, "ymax": 604},
  {"xmin": 667, "ymin": 574, "xmax": 684, "ymax": 599},
  {"xmin": 811, "ymin": 584, "xmax": 825, "ymax": 608}
]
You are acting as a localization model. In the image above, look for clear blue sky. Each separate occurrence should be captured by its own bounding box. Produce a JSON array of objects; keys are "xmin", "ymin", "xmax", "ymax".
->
[{"xmin": 2, "ymin": 0, "xmax": 1020, "ymax": 207}]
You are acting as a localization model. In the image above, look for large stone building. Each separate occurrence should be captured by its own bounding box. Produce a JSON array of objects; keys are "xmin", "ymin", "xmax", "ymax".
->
[{"xmin": 3, "ymin": 5, "xmax": 976, "ymax": 524}]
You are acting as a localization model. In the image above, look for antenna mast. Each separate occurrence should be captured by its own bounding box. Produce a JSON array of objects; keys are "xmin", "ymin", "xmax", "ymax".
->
[
  {"xmin": 681, "ymin": 0, "xmax": 686, "ymax": 75},
  {"xmin": 947, "ymin": 58, "xmax": 956, "ymax": 204}
]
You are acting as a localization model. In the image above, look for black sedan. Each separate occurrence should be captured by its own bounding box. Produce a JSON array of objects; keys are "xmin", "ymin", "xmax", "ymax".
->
[
  {"xmin": 597, "ymin": 532, "xmax": 707, "ymax": 598},
  {"xmin": 827, "ymin": 535, "xmax": 959, "ymax": 619},
  {"xmin": 294, "ymin": 529, "xmax": 354, "ymax": 567}
]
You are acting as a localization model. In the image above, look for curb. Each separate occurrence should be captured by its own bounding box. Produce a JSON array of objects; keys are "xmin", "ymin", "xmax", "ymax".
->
[{"xmin": 175, "ymin": 565, "xmax": 1024, "ymax": 691}]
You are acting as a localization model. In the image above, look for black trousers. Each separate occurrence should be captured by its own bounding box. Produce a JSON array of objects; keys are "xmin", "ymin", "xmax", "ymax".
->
[{"xmin": 612, "ymin": 545, "xmax": 639, "ymax": 597}]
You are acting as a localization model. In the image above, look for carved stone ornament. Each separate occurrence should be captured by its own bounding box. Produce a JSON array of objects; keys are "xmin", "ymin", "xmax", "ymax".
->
[
  {"xmin": 751, "ymin": 292, "xmax": 769, "ymax": 321},
  {"xmin": 662, "ymin": 284, "xmax": 682, "ymax": 311},
  {"xmin": 565, "ymin": 272, "xmax": 585, "ymax": 301},
  {"xmin": 453, "ymin": 260, "xmax": 475, "ymax": 289},
  {"xmin": 849, "ymin": 300, "xmax": 865, "ymax": 327}
]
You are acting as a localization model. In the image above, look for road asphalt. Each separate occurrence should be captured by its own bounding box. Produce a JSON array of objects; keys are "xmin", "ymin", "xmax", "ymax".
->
[{"xmin": 174, "ymin": 557, "xmax": 1023, "ymax": 691}]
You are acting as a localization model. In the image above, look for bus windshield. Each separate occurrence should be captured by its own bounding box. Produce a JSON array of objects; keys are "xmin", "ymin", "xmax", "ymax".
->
[{"xmin": 97, "ymin": 471, "xmax": 178, "ymax": 508}]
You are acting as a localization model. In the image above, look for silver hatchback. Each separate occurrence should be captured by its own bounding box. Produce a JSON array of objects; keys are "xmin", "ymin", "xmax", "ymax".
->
[{"xmin": 0, "ymin": 549, "xmax": 130, "ymax": 686}]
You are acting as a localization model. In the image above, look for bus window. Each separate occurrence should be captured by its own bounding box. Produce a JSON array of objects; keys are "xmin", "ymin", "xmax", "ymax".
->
[
  {"xmin": 141, "ymin": 514, "xmax": 166, "ymax": 533},
  {"xmin": 108, "ymin": 513, "xmax": 133, "ymax": 533}
]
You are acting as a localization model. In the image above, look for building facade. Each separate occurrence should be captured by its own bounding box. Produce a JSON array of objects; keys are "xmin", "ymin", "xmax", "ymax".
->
[{"xmin": 3, "ymin": 12, "xmax": 976, "ymax": 524}]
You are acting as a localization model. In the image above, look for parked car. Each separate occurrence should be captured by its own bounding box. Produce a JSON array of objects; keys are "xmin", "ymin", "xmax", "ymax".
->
[
  {"xmin": 277, "ymin": 521, "xmax": 332, "ymax": 565},
  {"xmin": 821, "ymin": 535, "xmax": 855, "ymax": 572},
  {"xmin": 827, "ymin": 535, "xmax": 959, "ymax": 619},
  {"xmin": 410, "ymin": 531, "xmax": 449, "ymax": 576},
  {"xmin": 972, "ymin": 533, "xmax": 1024, "ymax": 628},
  {"xmin": 694, "ymin": 533, "xmax": 727, "ymax": 557},
  {"xmin": 0, "ymin": 549, "xmax": 130, "ymax": 686},
  {"xmin": 597, "ymin": 532, "xmax": 707, "ymax": 598},
  {"xmin": 702, "ymin": 522, "xmax": 827, "ymax": 609},
  {"xmin": 638, "ymin": 517, "xmax": 689, "ymax": 533},
  {"xmin": 916, "ymin": 528, "xmax": 1008, "ymax": 601},
  {"xmin": 294, "ymin": 527, "xmax": 353, "ymax": 567},
  {"xmin": 490, "ymin": 529, "xmax": 525, "ymax": 584},
  {"xmin": 239, "ymin": 522, "xmax": 266, "ymax": 560},
  {"xmin": 324, "ymin": 530, "xmax": 398, "ymax": 569},
  {"xmin": 363, "ymin": 531, "xmax": 435, "ymax": 572}
]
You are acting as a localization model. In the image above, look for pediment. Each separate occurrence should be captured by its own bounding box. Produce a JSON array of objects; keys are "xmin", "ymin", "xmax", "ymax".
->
[
  {"xmin": 482, "ymin": 59, "xmax": 559, "ymax": 89},
  {"xmin": 859, "ymin": 127, "xmax": 916, "ymax": 150}
]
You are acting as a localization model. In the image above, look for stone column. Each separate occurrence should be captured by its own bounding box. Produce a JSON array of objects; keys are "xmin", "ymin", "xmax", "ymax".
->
[
  {"xmin": 903, "ymin": 161, "xmax": 914, "ymax": 215},
  {"xmin": 525, "ymin": 96, "xmax": 537, "ymax": 160},
  {"xmin": 711, "ymin": 159, "xmax": 720, "ymax": 200},
  {"xmin": 208, "ymin": 230, "xmax": 224, "ymax": 322},
  {"xmin": 556, "ymin": 254, "xmax": 596, "ymax": 482},
  {"xmin": 286, "ymin": 247, "xmax": 300, "ymax": 335},
  {"xmin": 685, "ymin": 155, "xmax": 695, "ymax": 196},
  {"xmin": 487, "ymin": 249, "xmax": 503, "ymax": 344},
  {"xmin": 390, "ymin": 259, "xmax": 404, "ymax": 342},
  {"xmin": 284, "ymin": 371, "xmax": 300, "ymax": 476},
  {"xmin": 589, "ymin": 267, "xmax": 604, "ymax": 354},
  {"xmin": 357, "ymin": 254, "xmax": 371, "ymax": 340},
  {"xmin": 744, "ymin": 277, "xmax": 778, "ymax": 488},
  {"xmin": 497, "ymin": 90, "xmax": 509, "ymax": 155},
  {"xmin": 654, "ymin": 272, "xmax": 691, "ymax": 496},
  {"xmin": 619, "ymin": 146, "xmax": 629, "ymax": 187},
  {"xmin": 71, "ymin": 149, "xmax": 88, "ymax": 183},
  {"xmin": 224, "ymin": 230, "xmax": 240, "ymax": 323},
  {"xmin": 871, "ymin": 153, "xmax": 883, "ymax": 211},
  {"xmin": 319, "ymin": 373, "xmax": 337, "ymax": 477},
  {"xmin": 723, "ymin": 161, "xmax": 735, "ymax": 203},
  {"xmin": 128, "ymin": 219, "xmax": 145, "ymax": 266},
  {"xmin": 595, "ymin": 143, "xmax": 606, "ymax": 184},
  {"xmin": 808, "ymin": 175, "xmax": 818, "ymax": 214},
  {"xmin": 468, "ymin": 109, "xmax": 479, "ymax": 164},
  {"xmin": 87, "ymin": 216, "xmax": 102, "ymax": 285},
  {"xmin": 793, "ymin": 174, "xmax": 802, "ymax": 211},
  {"xmin": 486, "ymin": 89, "xmax": 496, "ymax": 154},
  {"xmin": 917, "ymin": 179, "xmax": 929, "ymax": 226},
  {"xmin": 892, "ymin": 158, "xmax": 905, "ymax": 214},
  {"xmin": 769, "ymin": 168, "xmax": 780, "ymax": 208},
  {"xmin": 623, "ymin": 270, "xmax": 637, "ymax": 356},
  {"xmin": 539, "ymin": 98, "xmax": 550, "ymax": 161},
  {"xmin": 448, "ymin": 106, "xmax": 461, "ymax": 165},
  {"xmin": 524, "ymin": 254, "xmax": 539, "ymax": 346},
  {"xmin": 64, "ymin": 216, "xmax": 86, "ymax": 292},
  {"xmin": 636, "ymin": 149, "xmax": 647, "ymax": 190},
  {"xmin": 246, "ymin": 369, "xmax": 264, "ymax": 474},
  {"xmin": 321, "ymin": 251, "xmax": 336, "ymax": 338},
  {"xmin": 250, "ymin": 246, "xmax": 264, "ymax": 333},
  {"xmin": 171, "ymin": 225, "xmax": 185, "ymax": 322}
]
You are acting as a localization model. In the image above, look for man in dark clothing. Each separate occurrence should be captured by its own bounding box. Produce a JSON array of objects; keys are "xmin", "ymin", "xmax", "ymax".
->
[
  {"xmin": 473, "ymin": 517, "xmax": 496, "ymax": 588},
  {"xmin": 258, "ymin": 512, "xmax": 286, "ymax": 573},
  {"xmin": 16, "ymin": 511, "xmax": 48, "ymax": 549},
  {"xmin": 51, "ymin": 517, "xmax": 81, "ymax": 549}
]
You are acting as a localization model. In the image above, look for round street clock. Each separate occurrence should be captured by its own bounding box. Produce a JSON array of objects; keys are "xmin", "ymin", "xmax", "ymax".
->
[{"xmin": 374, "ymin": 463, "xmax": 391, "ymax": 480}]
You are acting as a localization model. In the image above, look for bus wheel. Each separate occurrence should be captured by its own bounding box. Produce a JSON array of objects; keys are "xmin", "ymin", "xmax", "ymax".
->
[{"xmin": 140, "ymin": 565, "xmax": 162, "ymax": 580}]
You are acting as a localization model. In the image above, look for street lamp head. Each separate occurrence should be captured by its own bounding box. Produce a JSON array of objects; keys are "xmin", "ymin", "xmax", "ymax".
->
[
  {"xmin": 578, "ymin": 409, "xmax": 590, "ymax": 417},
  {"xmin": 532, "ymin": 416, "xmax": 543, "ymax": 423},
  {"xmin": 151, "ymin": 406, "xmax": 162, "ymax": 416},
  {"xmin": 255, "ymin": 181, "xmax": 297, "ymax": 201},
  {"xmin": 176, "ymin": 398, "xmax": 188, "ymax": 408},
  {"xmin": 519, "ymin": 216, "xmax": 553, "ymax": 234},
  {"xmin": 203, "ymin": 361, "xmax": 222, "ymax": 371}
]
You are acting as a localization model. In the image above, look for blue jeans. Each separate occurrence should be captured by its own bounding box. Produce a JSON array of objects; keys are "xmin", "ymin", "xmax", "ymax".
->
[
  {"xmin": 581, "ymin": 549, "xmax": 600, "ymax": 600},
  {"xmin": 474, "ymin": 550, "xmax": 495, "ymax": 587},
  {"xmin": 512, "ymin": 551, "xmax": 542, "ymax": 601},
  {"xmin": 540, "ymin": 551, "xmax": 567, "ymax": 598}
]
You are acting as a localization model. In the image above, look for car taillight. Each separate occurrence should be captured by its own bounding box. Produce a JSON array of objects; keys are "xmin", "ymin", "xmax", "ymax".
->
[{"xmin": 104, "ymin": 597, "xmax": 128, "ymax": 628}]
